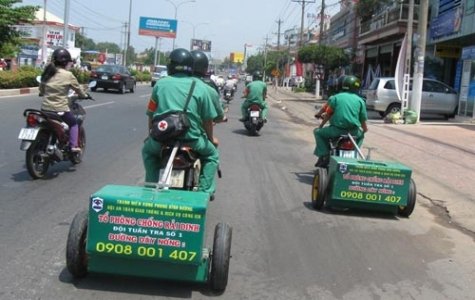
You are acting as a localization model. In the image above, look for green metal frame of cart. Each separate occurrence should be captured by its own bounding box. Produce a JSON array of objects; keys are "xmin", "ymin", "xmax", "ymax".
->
[
  {"xmin": 311, "ymin": 157, "xmax": 416, "ymax": 217},
  {"xmin": 66, "ymin": 184, "xmax": 232, "ymax": 292}
]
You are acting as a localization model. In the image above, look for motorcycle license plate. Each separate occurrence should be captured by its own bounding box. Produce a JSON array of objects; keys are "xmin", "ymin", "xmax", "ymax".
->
[
  {"xmin": 250, "ymin": 111, "xmax": 260, "ymax": 117},
  {"xmin": 159, "ymin": 169, "xmax": 185, "ymax": 188},
  {"xmin": 339, "ymin": 150, "xmax": 357, "ymax": 158},
  {"xmin": 226, "ymin": 92, "xmax": 231, "ymax": 96},
  {"xmin": 18, "ymin": 128, "xmax": 39, "ymax": 140}
]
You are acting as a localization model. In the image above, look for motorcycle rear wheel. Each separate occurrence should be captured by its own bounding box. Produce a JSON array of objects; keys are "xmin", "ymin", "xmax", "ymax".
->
[
  {"xmin": 70, "ymin": 128, "xmax": 86, "ymax": 165},
  {"xmin": 25, "ymin": 132, "xmax": 50, "ymax": 179}
]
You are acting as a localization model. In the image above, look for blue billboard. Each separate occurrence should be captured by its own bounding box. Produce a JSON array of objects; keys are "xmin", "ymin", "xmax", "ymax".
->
[{"xmin": 139, "ymin": 17, "xmax": 177, "ymax": 38}]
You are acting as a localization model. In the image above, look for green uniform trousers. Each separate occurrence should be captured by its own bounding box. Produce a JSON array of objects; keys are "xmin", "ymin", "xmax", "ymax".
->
[
  {"xmin": 241, "ymin": 100, "xmax": 268, "ymax": 119},
  {"xmin": 313, "ymin": 126, "xmax": 364, "ymax": 157},
  {"xmin": 142, "ymin": 136, "xmax": 219, "ymax": 195}
]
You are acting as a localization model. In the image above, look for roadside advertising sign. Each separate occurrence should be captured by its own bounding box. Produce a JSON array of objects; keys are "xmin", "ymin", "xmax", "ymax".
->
[
  {"xmin": 190, "ymin": 39, "xmax": 212, "ymax": 52},
  {"xmin": 139, "ymin": 17, "xmax": 177, "ymax": 38}
]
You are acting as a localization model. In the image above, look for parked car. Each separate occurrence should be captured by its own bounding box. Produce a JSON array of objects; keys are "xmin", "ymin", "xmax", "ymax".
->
[
  {"xmin": 90, "ymin": 65, "xmax": 136, "ymax": 94},
  {"xmin": 151, "ymin": 65, "xmax": 167, "ymax": 87},
  {"xmin": 366, "ymin": 77, "xmax": 458, "ymax": 119}
]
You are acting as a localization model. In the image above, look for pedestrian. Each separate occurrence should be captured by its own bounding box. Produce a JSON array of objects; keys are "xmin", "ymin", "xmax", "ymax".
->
[
  {"xmin": 313, "ymin": 75, "xmax": 368, "ymax": 167},
  {"xmin": 0, "ymin": 59, "xmax": 6, "ymax": 71},
  {"xmin": 142, "ymin": 48, "xmax": 220, "ymax": 200}
]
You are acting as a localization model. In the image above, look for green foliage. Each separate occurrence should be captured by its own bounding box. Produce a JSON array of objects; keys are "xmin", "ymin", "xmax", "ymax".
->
[
  {"xmin": 294, "ymin": 87, "xmax": 307, "ymax": 93},
  {"xmin": 69, "ymin": 67, "xmax": 90, "ymax": 84},
  {"xmin": 75, "ymin": 32, "xmax": 96, "ymax": 50},
  {"xmin": 355, "ymin": 0, "xmax": 393, "ymax": 22},
  {"xmin": 0, "ymin": 1, "xmax": 39, "ymax": 57},
  {"xmin": 134, "ymin": 72, "xmax": 151, "ymax": 83},
  {"xmin": 0, "ymin": 65, "xmax": 41, "ymax": 89}
]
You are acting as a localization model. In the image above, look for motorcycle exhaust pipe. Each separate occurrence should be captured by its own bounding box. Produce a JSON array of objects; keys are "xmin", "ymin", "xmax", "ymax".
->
[{"xmin": 47, "ymin": 145, "xmax": 63, "ymax": 161}]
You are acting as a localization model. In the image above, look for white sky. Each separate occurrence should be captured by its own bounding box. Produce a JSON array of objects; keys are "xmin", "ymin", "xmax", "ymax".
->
[{"xmin": 19, "ymin": 0, "xmax": 342, "ymax": 59}]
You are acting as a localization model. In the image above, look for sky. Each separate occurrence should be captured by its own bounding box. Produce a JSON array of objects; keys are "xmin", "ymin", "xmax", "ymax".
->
[{"xmin": 19, "ymin": 0, "xmax": 342, "ymax": 60}]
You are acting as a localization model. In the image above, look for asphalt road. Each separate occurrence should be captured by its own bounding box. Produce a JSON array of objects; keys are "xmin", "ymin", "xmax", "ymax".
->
[{"xmin": 1, "ymin": 83, "xmax": 474, "ymax": 300}]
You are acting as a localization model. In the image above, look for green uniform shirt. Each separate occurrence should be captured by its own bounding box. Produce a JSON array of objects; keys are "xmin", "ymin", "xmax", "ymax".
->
[
  {"xmin": 327, "ymin": 92, "xmax": 367, "ymax": 129},
  {"xmin": 195, "ymin": 76, "xmax": 224, "ymax": 121},
  {"xmin": 147, "ymin": 73, "xmax": 218, "ymax": 141},
  {"xmin": 40, "ymin": 68, "xmax": 88, "ymax": 112},
  {"xmin": 245, "ymin": 80, "xmax": 267, "ymax": 103}
]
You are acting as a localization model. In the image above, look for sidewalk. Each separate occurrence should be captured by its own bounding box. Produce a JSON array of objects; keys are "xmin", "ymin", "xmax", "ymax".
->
[{"xmin": 268, "ymin": 86, "xmax": 475, "ymax": 235}]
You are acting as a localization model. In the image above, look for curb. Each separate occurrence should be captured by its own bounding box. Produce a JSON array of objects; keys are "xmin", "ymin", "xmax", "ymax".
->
[
  {"xmin": 0, "ymin": 82, "xmax": 151, "ymax": 98},
  {"xmin": 0, "ymin": 87, "xmax": 38, "ymax": 97}
]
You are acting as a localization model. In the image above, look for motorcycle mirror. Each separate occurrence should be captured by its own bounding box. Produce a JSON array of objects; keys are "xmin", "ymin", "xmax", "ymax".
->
[
  {"xmin": 36, "ymin": 76, "xmax": 41, "ymax": 83},
  {"xmin": 88, "ymin": 81, "xmax": 97, "ymax": 88}
]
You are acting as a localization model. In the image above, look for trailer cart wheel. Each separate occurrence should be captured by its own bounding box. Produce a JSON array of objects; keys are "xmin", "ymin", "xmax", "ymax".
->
[
  {"xmin": 66, "ymin": 210, "xmax": 89, "ymax": 277},
  {"xmin": 398, "ymin": 179, "xmax": 416, "ymax": 218},
  {"xmin": 311, "ymin": 167, "xmax": 328, "ymax": 210},
  {"xmin": 210, "ymin": 222, "xmax": 233, "ymax": 292}
]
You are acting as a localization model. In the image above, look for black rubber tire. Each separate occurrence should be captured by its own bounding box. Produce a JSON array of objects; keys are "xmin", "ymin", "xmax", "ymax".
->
[
  {"xmin": 385, "ymin": 103, "xmax": 401, "ymax": 116},
  {"xmin": 66, "ymin": 210, "xmax": 89, "ymax": 278},
  {"xmin": 130, "ymin": 82, "xmax": 136, "ymax": 93},
  {"xmin": 210, "ymin": 222, "xmax": 233, "ymax": 292},
  {"xmin": 25, "ymin": 131, "xmax": 50, "ymax": 179},
  {"xmin": 119, "ymin": 82, "xmax": 126, "ymax": 94},
  {"xmin": 311, "ymin": 167, "xmax": 328, "ymax": 210},
  {"xmin": 378, "ymin": 111, "xmax": 386, "ymax": 118},
  {"xmin": 70, "ymin": 127, "xmax": 86, "ymax": 164},
  {"xmin": 397, "ymin": 178, "xmax": 416, "ymax": 217},
  {"xmin": 91, "ymin": 87, "xmax": 97, "ymax": 92},
  {"xmin": 249, "ymin": 123, "xmax": 258, "ymax": 136}
]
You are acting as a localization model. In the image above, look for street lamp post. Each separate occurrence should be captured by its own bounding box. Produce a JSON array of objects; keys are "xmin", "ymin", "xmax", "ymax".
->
[
  {"xmin": 181, "ymin": 21, "xmax": 209, "ymax": 39},
  {"xmin": 164, "ymin": 0, "xmax": 196, "ymax": 50}
]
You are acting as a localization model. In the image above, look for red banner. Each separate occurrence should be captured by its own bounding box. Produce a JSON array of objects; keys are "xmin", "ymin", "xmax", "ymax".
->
[{"xmin": 295, "ymin": 59, "xmax": 303, "ymax": 77}]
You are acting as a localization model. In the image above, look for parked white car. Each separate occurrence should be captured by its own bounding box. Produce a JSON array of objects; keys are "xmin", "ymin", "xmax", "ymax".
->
[{"xmin": 366, "ymin": 77, "xmax": 459, "ymax": 119}]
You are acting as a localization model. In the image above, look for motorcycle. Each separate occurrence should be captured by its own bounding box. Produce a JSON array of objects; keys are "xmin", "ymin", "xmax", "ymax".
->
[
  {"xmin": 243, "ymin": 104, "xmax": 264, "ymax": 136},
  {"xmin": 223, "ymin": 87, "xmax": 234, "ymax": 103},
  {"xmin": 315, "ymin": 115, "xmax": 367, "ymax": 168},
  {"xmin": 18, "ymin": 80, "xmax": 96, "ymax": 179}
]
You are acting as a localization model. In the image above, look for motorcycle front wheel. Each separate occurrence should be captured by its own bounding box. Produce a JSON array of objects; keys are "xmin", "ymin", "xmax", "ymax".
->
[
  {"xmin": 25, "ymin": 132, "xmax": 51, "ymax": 179},
  {"xmin": 70, "ymin": 127, "xmax": 86, "ymax": 164}
]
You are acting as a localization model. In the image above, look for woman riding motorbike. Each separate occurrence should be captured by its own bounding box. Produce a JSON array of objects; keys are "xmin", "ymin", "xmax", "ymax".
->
[{"xmin": 39, "ymin": 48, "xmax": 90, "ymax": 152}]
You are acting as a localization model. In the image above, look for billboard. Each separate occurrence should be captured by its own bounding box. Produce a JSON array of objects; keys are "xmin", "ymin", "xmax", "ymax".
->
[
  {"xmin": 139, "ymin": 17, "xmax": 177, "ymax": 38},
  {"xmin": 191, "ymin": 39, "xmax": 212, "ymax": 52},
  {"xmin": 230, "ymin": 52, "xmax": 244, "ymax": 63}
]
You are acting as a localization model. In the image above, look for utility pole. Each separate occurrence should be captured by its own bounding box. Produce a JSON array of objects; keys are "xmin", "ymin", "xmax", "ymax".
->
[
  {"xmin": 63, "ymin": 0, "xmax": 70, "ymax": 48},
  {"xmin": 42, "ymin": 0, "xmax": 47, "ymax": 64},
  {"xmin": 401, "ymin": 0, "xmax": 415, "ymax": 117},
  {"xmin": 263, "ymin": 35, "xmax": 270, "ymax": 78},
  {"xmin": 276, "ymin": 19, "xmax": 283, "ymax": 50},
  {"xmin": 123, "ymin": 22, "xmax": 128, "ymax": 66},
  {"xmin": 292, "ymin": 0, "xmax": 316, "ymax": 47},
  {"xmin": 410, "ymin": 0, "xmax": 429, "ymax": 123},
  {"xmin": 318, "ymin": 0, "xmax": 325, "ymax": 44}
]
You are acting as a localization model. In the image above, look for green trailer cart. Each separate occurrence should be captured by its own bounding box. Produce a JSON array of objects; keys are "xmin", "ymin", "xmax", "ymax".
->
[
  {"xmin": 312, "ymin": 156, "xmax": 416, "ymax": 217},
  {"xmin": 66, "ymin": 142, "xmax": 232, "ymax": 292}
]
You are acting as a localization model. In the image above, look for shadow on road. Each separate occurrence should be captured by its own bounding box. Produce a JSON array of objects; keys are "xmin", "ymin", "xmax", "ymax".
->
[
  {"xmin": 302, "ymin": 201, "xmax": 400, "ymax": 220},
  {"xmin": 58, "ymin": 267, "xmax": 224, "ymax": 298}
]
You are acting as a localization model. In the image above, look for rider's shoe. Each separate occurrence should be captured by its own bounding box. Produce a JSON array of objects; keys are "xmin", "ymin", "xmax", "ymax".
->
[
  {"xmin": 238, "ymin": 118, "xmax": 246, "ymax": 122},
  {"xmin": 210, "ymin": 193, "xmax": 215, "ymax": 201},
  {"xmin": 314, "ymin": 155, "xmax": 329, "ymax": 167},
  {"xmin": 71, "ymin": 147, "xmax": 82, "ymax": 153},
  {"xmin": 264, "ymin": 118, "xmax": 268, "ymax": 123}
]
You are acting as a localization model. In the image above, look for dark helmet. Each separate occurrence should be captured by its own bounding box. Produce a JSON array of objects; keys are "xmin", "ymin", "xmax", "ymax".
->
[
  {"xmin": 342, "ymin": 75, "xmax": 361, "ymax": 93},
  {"xmin": 252, "ymin": 71, "xmax": 263, "ymax": 81},
  {"xmin": 52, "ymin": 48, "xmax": 72, "ymax": 66},
  {"xmin": 336, "ymin": 75, "xmax": 347, "ymax": 92},
  {"xmin": 190, "ymin": 50, "xmax": 209, "ymax": 77},
  {"xmin": 167, "ymin": 48, "xmax": 193, "ymax": 75}
]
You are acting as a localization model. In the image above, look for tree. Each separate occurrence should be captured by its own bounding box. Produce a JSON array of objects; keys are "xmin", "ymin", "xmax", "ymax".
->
[
  {"xmin": 95, "ymin": 42, "xmax": 121, "ymax": 54},
  {"xmin": 139, "ymin": 46, "xmax": 166, "ymax": 66},
  {"xmin": 298, "ymin": 44, "xmax": 349, "ymax": 71},
  {"xmin": 355, "ymin": 0, "xmax": 393, "ymax": 22},
  {"xmin": 0, "ymin": 1, "xmax": 39, "ymax": 57},
  {"xmin": 75, "ymin": 32, "xmax": 95, "ymax": 50},
  {"xmin": 245, "ymin": 54, "xmax": 264, "ymax": 74}
]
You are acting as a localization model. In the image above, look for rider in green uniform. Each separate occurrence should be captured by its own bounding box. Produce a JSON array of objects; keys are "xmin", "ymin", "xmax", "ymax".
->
[
  {"xmin": 314, "ymin": 75, "xmax": 368, "ymax": 167},
  {"xmin": 142, "ymin": 48, "xmax": 220, "ymax": 199},
  {"xmin": 190, "ymin": 50, "xmax": 226, "ymax": 123},
  {"xmin": 239, "ymin": 70, "xmax": 268, "ymax": 122}
]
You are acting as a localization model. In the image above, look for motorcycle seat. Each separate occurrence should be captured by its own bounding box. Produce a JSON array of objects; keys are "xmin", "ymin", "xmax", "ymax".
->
[{"xmin": 41, "ymin": 111, "xmax": 64, "ymax": 122}]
